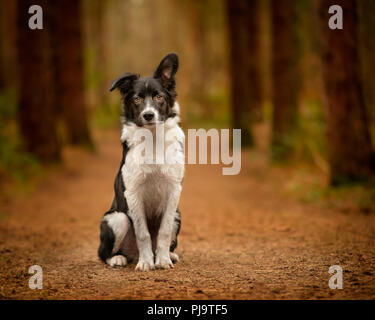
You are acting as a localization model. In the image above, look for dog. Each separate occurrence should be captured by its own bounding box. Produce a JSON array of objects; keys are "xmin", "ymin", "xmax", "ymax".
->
[{"xmin": 98, "ymin": 53, "xmax": 184, "ymax": 271}]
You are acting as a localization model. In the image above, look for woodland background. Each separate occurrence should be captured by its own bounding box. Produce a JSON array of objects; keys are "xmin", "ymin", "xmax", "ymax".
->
[{"xmin": 1, "ymin": 0, "xmax": 375, "ymax": 211}]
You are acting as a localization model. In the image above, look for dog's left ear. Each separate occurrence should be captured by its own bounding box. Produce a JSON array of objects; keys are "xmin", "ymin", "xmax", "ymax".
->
[
  {"xmin": 153, "ymin": 53, "xmax": 179, "ymax": 89},
  {"xmin": 109, "ymin": 72, "xmax": 140, "ymax": 93}
]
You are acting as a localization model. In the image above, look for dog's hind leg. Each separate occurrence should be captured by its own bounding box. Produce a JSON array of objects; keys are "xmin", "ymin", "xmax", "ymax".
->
[
  {"xmin": 98, "ymin": 211, "xmax": 130, "ymax": 267},
  {"xmin": 169, "ymin": 210, "xmax": 181, "ymax": 263}
]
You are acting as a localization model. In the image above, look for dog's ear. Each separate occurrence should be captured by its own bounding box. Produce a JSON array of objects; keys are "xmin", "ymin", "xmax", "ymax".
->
[
  {"xmin": 109, "ymin": 73, "xmax": 140, "ymax": 93},
  {"xmin": 153, "ymin": 53, "xmax": 179, "ymax": 89}
]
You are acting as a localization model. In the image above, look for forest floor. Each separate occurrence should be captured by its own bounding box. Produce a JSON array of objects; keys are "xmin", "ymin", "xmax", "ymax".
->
[{"xmin": 0, "ymin": 126, "xmax": 374, "ymax": 300}]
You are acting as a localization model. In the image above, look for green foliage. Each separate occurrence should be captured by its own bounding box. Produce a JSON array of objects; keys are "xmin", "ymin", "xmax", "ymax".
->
[
  {"xmin": 270, "ymin": 134, "xmax": 297, "ymax": 164},
  {"xmin": 0, "ymin": 89, "xmax": 41, "ymax": 186},
  {"xmin": 91, "ymin": 100, "xmax": 122, "ymax": 129},
  {"xmin": 271, "ymin": 100, "xmax": 327, "ymax": 168},
  {"xmin": 295, "ymin": 100, "xmax": 327, "ymax": 168},
  {"xmin": 0, "ymin": 88, "xmax": 17, "ymax": 120},
  {"xmin": 316, "ymin": 184, "xmax": 375, "ymax": 214},
  {"xmin": 184, "ymin": 88, "xmax": 231, "ymax": 129},
  {"xmin": 84, "ymin": 47, "xmax": 104, "ymax": 90},
  {"xmin": 283, "ymin": 163, "xmax": 375, "ymax": 214}
]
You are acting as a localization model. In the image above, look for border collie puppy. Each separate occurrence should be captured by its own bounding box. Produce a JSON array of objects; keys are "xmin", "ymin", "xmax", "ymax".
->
[{"xmin": 98, "ymin": 53, "xmax": 184, "ymax": 271}]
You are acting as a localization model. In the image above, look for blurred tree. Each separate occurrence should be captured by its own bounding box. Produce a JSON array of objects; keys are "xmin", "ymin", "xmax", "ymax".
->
[
  {"xmin": 51, "ymin": 0, "xmax": 93, "ymax": 148},
  {"xmin": 258, "ymin": 0, "xmax": 272, "ymax": 111},
  {"xmin": 358, "ymin": 0, "xmax": 375, "ymax": 139},
  {"xmin": 318, "ymin": 0, "xmax": 375, "ymax": 185},
  {"xmin": 0, "ymin": 0, "xmax": 18, "ymax": 90},
  {"xmin": 246, "ymin": 0, "xmax": 263, "ymax": 121},
  {"xmin": 227, "ymin": 0, "xmax": 262, "ymax": 146},
  {"xmin": 0, "ymin": 1, "xmax": 5, "ymax": 90},
  {"xmin": 227, "ymin": 0, "xmax": 252, "ymax": 146},
  {"xmin": 86, "ymin": 0, "xmax": 108, "ymax": 108},
  {"xmin": 16, "ymin": 0, "xmax": 61, "ymax": 162},
  {"xmin": 188, "ymin": 0, "xmax": 210, "ymax": 117},
  {"xmin": 296, "ymin": 0, "xmax": 323, "ymax": 104},
  {"xmin": 270, "ymin": 0, "xmax": 299, "ymax": 162}
]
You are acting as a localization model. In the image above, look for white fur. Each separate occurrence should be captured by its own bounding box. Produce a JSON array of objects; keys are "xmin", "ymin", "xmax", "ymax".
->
[
  {"xmin": 141, "ymin": 98, "xmax": 160, "ymax": 123},
  {"xmin": 170, "ymin": 252, "xmax": 179, "ymax": 263},
  {"xmin": 106, "ymin": 255, "xmax": 127, "ymax": 267},
  {"xmin": 103, "ymin": 211, "xmax": 130, "ymax": 254},
  {"xmin": 120, "ymin": 102, "xmax": 184, "ymax": 271}
]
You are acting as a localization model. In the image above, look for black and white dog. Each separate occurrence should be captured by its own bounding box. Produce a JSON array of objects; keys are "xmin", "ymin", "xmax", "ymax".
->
[{"xmin": 98, "ymin": 53, "xmax": 184, "ymax": 271}]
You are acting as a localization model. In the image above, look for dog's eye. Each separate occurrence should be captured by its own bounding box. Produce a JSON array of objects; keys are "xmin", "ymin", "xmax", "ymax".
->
[
  {"xmin": 134, "ymin": 97, "xmax": 143, "ymax": 104},
  {"xmin": 153, "ymin": 94, "xmax": 163, "ymax": 102}
]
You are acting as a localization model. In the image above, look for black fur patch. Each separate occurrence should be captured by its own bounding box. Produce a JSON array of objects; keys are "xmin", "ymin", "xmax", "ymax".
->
[
  {"xmin": 170, "ymin": 210, "xmax": 181, "ymax": 252},
  {"xmin": 110, "ymin": 142, "xmax": 130, "ymax": 215},
  {"xmin": 98, "ymin": 220, "xmax": 115, "ymax": 262}
]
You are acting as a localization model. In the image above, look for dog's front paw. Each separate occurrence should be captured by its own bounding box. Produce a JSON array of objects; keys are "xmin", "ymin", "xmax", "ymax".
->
[
  {"xmin": 135, "ymin": 258, "xmax": 155, "ymax": 272},
  {"xmin": 155, "ymin": 254, "xmax": 174, "ymax": 269},
  {"xmin": 106, "ymin": 255, "xmax": 127, "ymax": 267},
  {"xmin": 170, "ymin": 252, "xmax": 179, "ymax": 263}
]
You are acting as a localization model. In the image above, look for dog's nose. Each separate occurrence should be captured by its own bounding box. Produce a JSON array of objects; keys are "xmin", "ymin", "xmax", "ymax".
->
[{"xmin": 143, "ymin": 112, "xmax": 155, "ymax": 121}]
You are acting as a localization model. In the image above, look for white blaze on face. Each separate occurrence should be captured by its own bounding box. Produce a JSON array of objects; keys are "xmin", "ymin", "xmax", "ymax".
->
[{"xmin": 141, "ymin": 98, "xmax": 159, "ymax": 124}]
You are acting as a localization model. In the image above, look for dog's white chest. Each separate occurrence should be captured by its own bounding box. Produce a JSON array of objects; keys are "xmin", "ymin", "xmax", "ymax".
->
[
  {"xmin": 122, "ymin": 159, "xmax": 184, "ymax": 216},
  {"xmin": 121, "ymin": 119, "xmax": 184, "ymax": 216}
]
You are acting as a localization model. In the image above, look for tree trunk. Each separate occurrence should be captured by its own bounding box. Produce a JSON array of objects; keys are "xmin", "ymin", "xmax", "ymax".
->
[
  {"xmin": 358, "ymin": 0, "xmax": 375, "ymax": 138},
  {"xmin": 270, "ymin": 0, "xmax": 299, "ymax": 161},
  {"xmin": 226, "ymin": 0, "xmax": 254, "ymax": 146},
  {"xmin": 0, "ymin": 0, "xmax": 5, "ymax": 90},
  {"xmin": 318, "ymin": 0, "xmax": 375, "ymax": 185},
  {"xmin": 0, "ymin": 0, "xmax": 18, "ymax": 89},
  {"xmin": 90, "ymin": 0, "xmax": 108, "ymax": 108},
  {"xmin": 16, "ymin": 0, "xmax": 61, "ymax": 162},
  {"xmin": 188, "ymin": 0, "xmax": 209, "ymax": 117},
  {"xmin": 52, "ymin": 0, "xmax": 93, "ymax": 147},
  {"xmin": 247, "ymin": 0, "xmax": 263, "ymax": 121}
]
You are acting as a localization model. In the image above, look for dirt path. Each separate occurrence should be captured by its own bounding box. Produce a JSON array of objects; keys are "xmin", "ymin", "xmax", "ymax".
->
[{"xmin": 0, "ymin": 129, "xmax": 374, "ymax": 300}]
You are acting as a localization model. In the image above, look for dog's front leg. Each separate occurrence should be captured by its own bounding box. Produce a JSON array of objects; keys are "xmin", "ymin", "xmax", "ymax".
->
[
  {"xmin": 125, "ymin": 190, "xmax": 155, "ymax": 271},
  {"xmin": 155, "ymin": 185, "xmax": 181, "ymax": 269}
]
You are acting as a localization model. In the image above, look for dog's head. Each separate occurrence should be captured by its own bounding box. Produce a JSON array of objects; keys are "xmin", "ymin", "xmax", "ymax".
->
[{"xmin": 110, "ymin": 53, "xmax": 179, "ymax": 127}]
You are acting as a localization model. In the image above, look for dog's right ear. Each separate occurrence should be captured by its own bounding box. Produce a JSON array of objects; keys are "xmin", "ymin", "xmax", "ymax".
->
[
  {"xmin": 109, "ymin": 73, "xmax": 140, "ymax": 93},
  {"xmin": 153, "ymin": 53, "xmax": 178, "ymax": 90}
]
